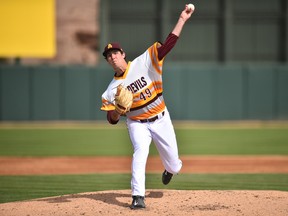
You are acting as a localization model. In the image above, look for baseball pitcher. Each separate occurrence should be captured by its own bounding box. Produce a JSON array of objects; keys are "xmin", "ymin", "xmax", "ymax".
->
[{"xmin": 101, "ymin": 4, "xmax": 194, "ymax": 209}]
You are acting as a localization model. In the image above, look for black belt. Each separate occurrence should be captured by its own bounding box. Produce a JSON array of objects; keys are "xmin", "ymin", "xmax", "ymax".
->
[{"xmin": 140, "ymin": 111, "xmax": 165, "ymax": 123}]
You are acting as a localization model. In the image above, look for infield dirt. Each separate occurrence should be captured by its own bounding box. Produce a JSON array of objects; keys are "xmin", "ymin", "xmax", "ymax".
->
[{"xmin": 1, "ymin": 155, "xmax": 288, "ymax": 175}]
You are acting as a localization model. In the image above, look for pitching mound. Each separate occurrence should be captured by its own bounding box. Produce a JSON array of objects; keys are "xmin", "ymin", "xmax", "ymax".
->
[{"xmin": 1, "ymin": 190, "xmax": 287, "ymax": 216}]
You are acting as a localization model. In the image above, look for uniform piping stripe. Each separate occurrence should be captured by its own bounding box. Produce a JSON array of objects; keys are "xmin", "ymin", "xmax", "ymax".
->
[
  {"xmin": 130, "ymin": 92, "xmax": 163, "ymax": 111},
  {"xmin": 131, "ymin": 81, "xmax": 163, "ymax": 108},
  {"xmin": 114, "ymin": 61, "xmax": 131, "ymax": 80},
  {"xmin": 149, "ymin": 45, "xmax": 162, "ymax": 75},
  {"xmin": 101, "ymin": 103, "xmax": 115, "ymax": 111},
  {"xmin": 129, "ymin": 100, "xmax": 166, "ymax": 120}
]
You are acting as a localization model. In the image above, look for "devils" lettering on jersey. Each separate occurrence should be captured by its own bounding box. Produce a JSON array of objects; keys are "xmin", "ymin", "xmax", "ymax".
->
[{"xmin": 127, "ymin": 77, "xmax": 147, "ymax": 93}]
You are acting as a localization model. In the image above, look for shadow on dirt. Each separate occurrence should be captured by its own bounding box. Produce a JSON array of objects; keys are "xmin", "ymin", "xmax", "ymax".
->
[{"xmin": 38, "ymin": 191, "xmax": 163, "ymax": 208}]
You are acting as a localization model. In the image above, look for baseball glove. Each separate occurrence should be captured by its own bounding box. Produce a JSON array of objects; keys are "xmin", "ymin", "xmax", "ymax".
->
[{"xmin": 114, "ymin": 85, "xmax": 133, "ymax": 115}]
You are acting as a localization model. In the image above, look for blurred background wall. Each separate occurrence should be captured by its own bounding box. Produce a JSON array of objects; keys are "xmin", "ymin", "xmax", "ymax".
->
[{"xmin": 0, "ymin": 0, "xmax": 288, "ymax": 121}]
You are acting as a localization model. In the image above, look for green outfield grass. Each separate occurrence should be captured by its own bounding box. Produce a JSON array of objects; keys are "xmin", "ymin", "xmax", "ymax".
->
[
  {"xmin": 0, "ymin": 173, "xmax": 287, "ymax": 203},
  {"xmin": 0, "ymin": 126, "xmax": 288, "ymax": 156},
  {"xmin": 0, "ymin": 123, "xmax": 287, "ymax": 204}
]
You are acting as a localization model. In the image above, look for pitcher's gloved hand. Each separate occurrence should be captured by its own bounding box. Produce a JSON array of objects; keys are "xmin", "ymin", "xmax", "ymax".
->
[{"xmin": 114, "ymin": 85, "xmax": 133, "ymax": 115}]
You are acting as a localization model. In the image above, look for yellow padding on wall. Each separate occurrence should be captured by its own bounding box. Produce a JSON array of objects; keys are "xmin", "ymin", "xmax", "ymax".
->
[{"xmin": 0, "ymin": 0, "xmax": 55, "ymax": 57}]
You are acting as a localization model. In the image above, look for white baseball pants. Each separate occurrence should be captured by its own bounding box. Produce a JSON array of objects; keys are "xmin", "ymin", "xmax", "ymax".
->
[{"xmin": 126, "ymin": 108, "xmax": 182, "ymax": 196}]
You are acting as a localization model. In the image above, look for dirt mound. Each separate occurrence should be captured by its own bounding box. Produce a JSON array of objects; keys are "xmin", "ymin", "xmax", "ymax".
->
[{"xmin": 1, "ymin": 190, "xmax": 287, "ymax": 216}]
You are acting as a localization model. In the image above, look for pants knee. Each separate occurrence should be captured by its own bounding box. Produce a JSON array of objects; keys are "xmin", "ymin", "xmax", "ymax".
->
[{"xmin": 166, "ymin": 160, "xmax": 182, "ymax": 174}]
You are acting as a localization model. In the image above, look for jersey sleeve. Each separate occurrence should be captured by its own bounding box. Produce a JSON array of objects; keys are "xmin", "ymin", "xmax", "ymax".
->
[
  {"xmin": 100, "ymin": 90, "xmax": 115, "ymax": 112},
  {"xmin": 157, "ymin": 33, "xmax": 179, "ymax": 60},
  {"xmin": 148, "ymin": 42, "xmax": 164, "ymax": 75}
]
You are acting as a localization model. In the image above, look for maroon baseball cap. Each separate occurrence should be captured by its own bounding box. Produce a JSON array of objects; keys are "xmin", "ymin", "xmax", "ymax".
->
[{"xmin": 102, "ymin": 42, "xmax": 124, "ymax": 58}]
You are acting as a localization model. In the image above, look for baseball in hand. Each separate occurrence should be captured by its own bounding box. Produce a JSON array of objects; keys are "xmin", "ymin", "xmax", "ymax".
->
[{"xmin": 187, "ymin": 3, "xmax": 195, "ymax": 12}]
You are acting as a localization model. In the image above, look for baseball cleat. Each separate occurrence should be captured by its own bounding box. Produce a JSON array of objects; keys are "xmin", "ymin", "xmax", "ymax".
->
[
  {"xmin": 162, "ymin": 170, "xmax": 173, "ymax": 185},
  {"xmin": 130, "ymin": 195, "xmax": 146, "ymax": 209}
]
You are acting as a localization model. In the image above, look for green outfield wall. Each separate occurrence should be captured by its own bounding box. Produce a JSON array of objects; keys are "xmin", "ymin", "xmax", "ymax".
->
[{"xmin": 0, "ymin": 64, "xmax": 288, "ymax": 121}]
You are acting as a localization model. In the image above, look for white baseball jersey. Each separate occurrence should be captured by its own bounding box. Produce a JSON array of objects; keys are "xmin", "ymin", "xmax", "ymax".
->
[
  {"xmin": 101, "ymin": 42, "xmax": 165, "ymax": 120},
  {"xmin": 101, "ymin": 42, "xmax": 182, "ymax": 197}
]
